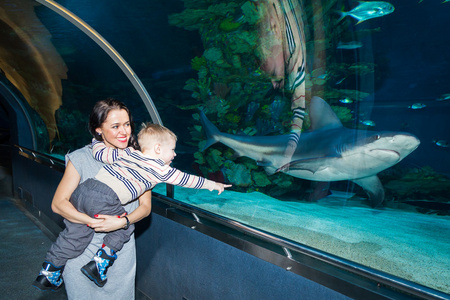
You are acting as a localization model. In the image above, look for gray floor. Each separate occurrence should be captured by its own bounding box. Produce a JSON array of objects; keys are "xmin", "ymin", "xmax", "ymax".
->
[
  {"xmin": 0, "ymin": 196, "xmax": 68, "ymax": 300},
  {"xmin": 0, "ymin": 166, "xmax": 149, "ymax": 300}
]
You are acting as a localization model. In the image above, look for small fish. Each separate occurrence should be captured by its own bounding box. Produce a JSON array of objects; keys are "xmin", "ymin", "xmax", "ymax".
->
[
  {"xmin": 338, "ymin": 1, "xmax": 395, "ymax": 24},
  {"xmin": 252, "ymin": 69, "xmax": 263, "ymax": 77},
  {"xmin": 233, "ymin": 14, "xmax": 246, "ymax": 24},
  {"xmin": 339, "ymin": 98, "xmax": 353, "ymax": 104},
  {"xmin": 337, "ymin": 41, "xmax": 363, "ymax": 49},
  {"xmin": 360, "ymin": 120, "xmax": 376, "ymax": 126},
  {"xmin": 408, "ymin": 103, "xmax": 426, "ymax": 109},
  {"xmin": 436, "ymin": 94, "xmax": 450, "ymax": 101},
  {"xmin": 311, "ymin": 68, "xmax": 328, "ymax": 80},
  {"xmin": 433, "ymin": 140, "xmax": 450, "ymax": 147},
  {"xmin": 335, "ymin": 77, "xmax": 347, "ymax": 85}
]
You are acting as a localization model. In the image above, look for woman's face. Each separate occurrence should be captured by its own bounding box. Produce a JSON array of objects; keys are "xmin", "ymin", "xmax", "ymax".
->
[{"xmin": 96, "ymin": 109, "xmax": 131, "ymax": 149}]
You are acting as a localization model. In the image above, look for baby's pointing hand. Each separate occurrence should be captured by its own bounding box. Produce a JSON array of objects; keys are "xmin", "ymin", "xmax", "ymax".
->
[{"xmin": 215, "ymin": 183, "xmax": 232, "ymax": 195}]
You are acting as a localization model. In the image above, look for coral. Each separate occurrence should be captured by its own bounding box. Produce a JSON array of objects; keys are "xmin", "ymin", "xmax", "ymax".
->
[
  {"xmin": 272, "ymin": 175, "xmax": 294, "ymax": 189},
  {"xmin": 253, "ymin": 171, "xmax": 271, "ymax": 187},
  {"xmin": 242, "ymin": 127, "xmax": 257, "ymax": 136},
  {"xmin": 194, "ymin": 151, "xmax": 205, "ymax": 164},
  {"xmin": 255, "ymin": 119, "xmax": 278, "ymax": 136},
  {"xmin": 384, "ymin": 166, "xmax": 450, "ymax": 198},
  {"xmin": 228, "ymin": 31, "xmax": 259, "ymax": 54},
  {"xmin": 270, "ymin": 98, "xmax": 284, "ymax": 119},
  {"xmin": 183, "ymin": 76, "xmax": 211, "ymax": 102},
  {"xmin": 245, "ymin": 101, "xmax": 260, "ymax": 122},
  {"xmin": 231, "ymin": 55, "xmax": 242, "ymax": 69},
  {"xmin": 208, "ymin": 170, "xmax": 225, "ymax": 183},
  {"xmin": 204, "ymin": 148, "xmax": 225, "ymax": 172},
  {"xmin": 223, "ymin": 148, "xmax": 236, "ymax": 160},
  {"xmin": 239, "ymin": 156, "xmax": 259, "ymax": 170},
  {"xmin": 203, "ymin": 47, "xmax": 224, "ymax": 62},
  {"xmin": 207, "ymin": 3, "xmax": 239, "ymax": 16},
  {"xmin": 213, "ymin": 82, "xmax": 231, "ymax": 98},
  {"xmin": 219, "ymin": 18, "xmax": 242, "ymax": 32},
  {"xmin": 240, "ymin": 1, "xmax": 262, "ymax": 25},
  {"xmin": 169, "ymin": 2, "xmax": 238, "ymax": 30},
  {"xmin": 203, "ymin": 96, "xmax": 230, "ymax": 117},
  {"xmin": 191, "ymin": 56, "xmax": 207, "ymax": 71},
  {"xmin": 223, "ymin": 160, "xmax": 253, "ymax": 187},
  {"xmin": 224, "ymin": 113, "xmax": 241, "ymax": 125},
  {"xmin": 168, "ymin": 9, "xmax": 208, "ymax": 31},
  {"xmin": 266, "ymin": 174, "xmax": 300, "ymax": 197}
]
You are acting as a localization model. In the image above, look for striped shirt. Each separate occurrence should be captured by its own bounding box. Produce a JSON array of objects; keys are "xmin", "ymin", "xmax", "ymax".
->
[{"xmin": 92, "ymin": 139, "xmax": 216, "ymax": 204}]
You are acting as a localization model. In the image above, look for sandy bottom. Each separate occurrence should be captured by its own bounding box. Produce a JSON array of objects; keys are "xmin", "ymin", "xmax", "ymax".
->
[{"xmin": 153, "ymin": 184, "xmax": 450, "ymax": 294}]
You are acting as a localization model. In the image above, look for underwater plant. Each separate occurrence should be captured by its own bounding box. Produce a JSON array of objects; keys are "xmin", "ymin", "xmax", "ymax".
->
[
  {"xmin": 169, "ymin": 0, "xmax": 381, "ymax": 198},
  {"xmin": 383, "ymin": 166, "xmax": 450, "ymax": 198},
  {"xmin": 379, "ymin": 166, "xmax": 450, "ymax": 215}
]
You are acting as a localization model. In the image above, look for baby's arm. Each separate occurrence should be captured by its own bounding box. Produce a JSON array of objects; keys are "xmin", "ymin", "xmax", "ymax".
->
[
  {"xmin": 91, "ymin": 138, "xmax": 131, "ymax": 164},
  {"xmin": 159, "ymin": 166, "xmax": 231, "ymax": 194}
]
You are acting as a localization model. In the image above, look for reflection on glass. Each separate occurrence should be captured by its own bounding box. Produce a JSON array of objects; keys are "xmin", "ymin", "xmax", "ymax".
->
[
  {"xmin": 0, "ymin": 0, "xmax": 67, "ymax": 148},
  {"xmin": 0, "ymin": 0, "xmax": 152, "ymax": 156}
]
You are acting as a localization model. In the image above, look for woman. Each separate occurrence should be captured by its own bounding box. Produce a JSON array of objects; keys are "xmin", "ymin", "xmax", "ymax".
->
[{"xmin": 51, "ymin": 98, "xmax": 152, "ymax": 299}]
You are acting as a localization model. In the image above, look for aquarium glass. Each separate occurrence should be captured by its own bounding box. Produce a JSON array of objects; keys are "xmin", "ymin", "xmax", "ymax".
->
[
  {"xmin": 0, "ymin": 0, "xmax": 152, "ymax": 156},
  {"xmin": 1, "ymin": 0, "xmax": 449, "ymax": 294}
]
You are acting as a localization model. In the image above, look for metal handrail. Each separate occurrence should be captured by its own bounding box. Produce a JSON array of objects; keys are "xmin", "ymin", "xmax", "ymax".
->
[
  {"xmin": 152, "ymin": 193, "xmax": 450, "ymax": 300},
  {"xmin": 15, "ymin": 145, "xmax": 65, "ymax": 171},
  {"xmin": 0, "ymin": 81, "xmax": 37, "ymax": 149},
  {"xmin": 15, "ymin": 144, "xmax": 449, "ymax": 300}
]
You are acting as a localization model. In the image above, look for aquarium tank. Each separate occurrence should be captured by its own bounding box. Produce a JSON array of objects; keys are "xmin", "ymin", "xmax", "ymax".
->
[{"xmin": 1, "ymin": 0, "xmax": 449, "ymax": 295}]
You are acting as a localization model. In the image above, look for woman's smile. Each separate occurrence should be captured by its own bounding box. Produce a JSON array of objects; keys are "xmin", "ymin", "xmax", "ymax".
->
[{"xmin": 97, "ymin": 109, "xmax": 131, "ymax": 149}]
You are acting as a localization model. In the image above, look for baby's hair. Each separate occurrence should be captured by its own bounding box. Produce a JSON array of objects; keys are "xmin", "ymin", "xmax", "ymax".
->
[{"xmin": 138, "ymin": 123, "xmax": 177, "ymax": 151}]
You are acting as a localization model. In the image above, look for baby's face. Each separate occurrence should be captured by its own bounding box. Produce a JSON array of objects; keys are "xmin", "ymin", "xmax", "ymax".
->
[{"xmin": 159, "ymin": 137, "xmax": 177, "ymax": 165}]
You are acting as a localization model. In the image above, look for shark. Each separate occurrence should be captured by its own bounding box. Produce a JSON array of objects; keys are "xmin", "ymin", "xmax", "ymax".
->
[{"xmin": 199, "ymin": 96, "xmax": 420, "ymax": 207}]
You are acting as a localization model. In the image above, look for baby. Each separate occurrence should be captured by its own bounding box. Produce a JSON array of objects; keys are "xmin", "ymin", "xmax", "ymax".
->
[{"xmin": 33, "ymin": 123, "xmax": 230, "ymax": 291}]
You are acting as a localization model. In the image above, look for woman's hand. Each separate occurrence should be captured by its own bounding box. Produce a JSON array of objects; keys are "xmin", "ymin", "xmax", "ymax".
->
[
  {"xmin": 88, "ymin": 214, "xmax": 127, "ymax": 232},
  {"xmin": 89, "ymin": 189, "xmax": 152, "ymax": 232}
]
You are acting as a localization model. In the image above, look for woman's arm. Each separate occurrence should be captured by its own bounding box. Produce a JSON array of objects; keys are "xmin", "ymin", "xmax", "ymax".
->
[
  {"xmin": 121, "ymin": 190, "xmax": 152, "ymax": 227},
  {"xmin": 126, "ymin": 189, "xmax": 152, "ymax": 224},
  {"xmin": 51, "ymin": 161, "xmax": 99, "ymax": 225},
  {"xmin": 53, "ymin": 159, "xmax": 152, "ymax": 231},
  {"xmin": 89, "ymin": 189, "xmax": 152, "ymax": 232}
]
